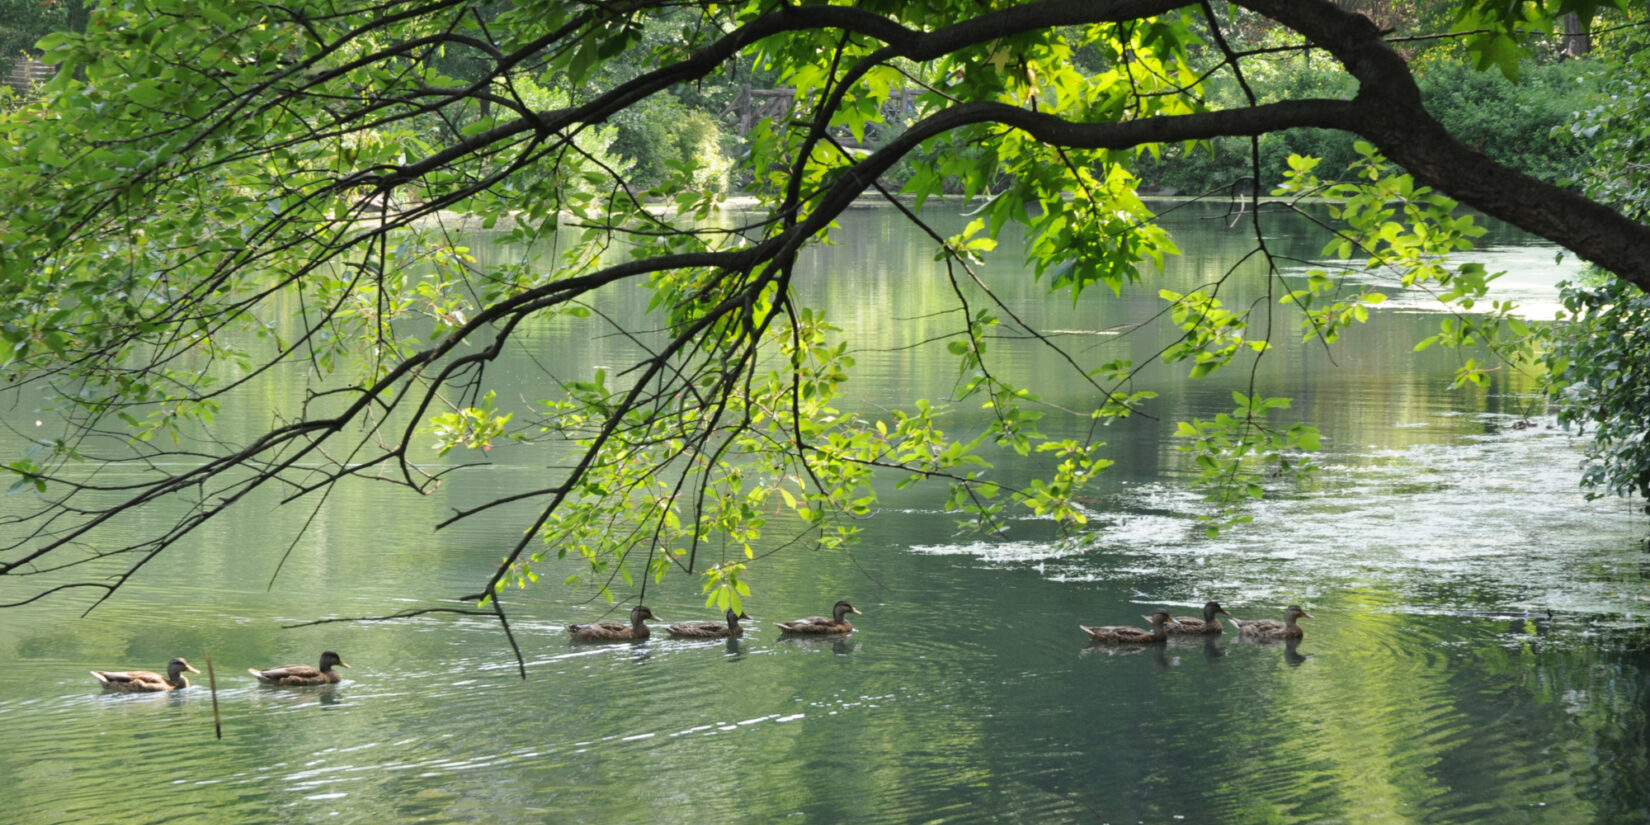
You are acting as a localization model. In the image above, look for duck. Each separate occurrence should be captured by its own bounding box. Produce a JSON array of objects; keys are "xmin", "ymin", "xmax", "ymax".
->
[
  {"xmin": 567, "ymin": 605, "xmax": 659, "ymax": 642},
  {"xmin": 248, "ymin": 650, "xmax": 350, "ymax": 685},
  {"xmin": 776, "ymin": 599, "xmax": 861, "ymax": 634},
  {"xmin": 1167, "ymin": 601, "xmax": 1231, "ymax": 634},
  {"xmin": 666, "ymin": 608, "xmax": 749, "ymax": 638},
  {"xmin": 1081, "ymin": 609, "xmax": 1177, "ymax": 643},
  {"xmin": 91, "ymin": 657, "xmax": 199, "ymax": 692},
  {"xmin": 1231, "ymin": 605, "xmax": 1312, "ymax": 639}
]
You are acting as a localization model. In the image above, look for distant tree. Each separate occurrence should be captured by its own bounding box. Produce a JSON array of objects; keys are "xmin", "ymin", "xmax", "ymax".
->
[
  {"xmin": 0, "ymin": 0, "xmax": 65, "ymax": 79},
  {"xmin": 0, "ymin": 0, "xmax": 1644, "ymax": 663}
]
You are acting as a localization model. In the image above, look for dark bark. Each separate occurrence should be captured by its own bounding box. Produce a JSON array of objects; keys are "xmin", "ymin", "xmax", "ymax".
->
[
  {"xmin": 1562, "ymin": 13, "xmax": 1592, "ymax": 58},
  {"xmin": 1239, "ymin": 0, "xmax": 1650, "ymax": 288}
]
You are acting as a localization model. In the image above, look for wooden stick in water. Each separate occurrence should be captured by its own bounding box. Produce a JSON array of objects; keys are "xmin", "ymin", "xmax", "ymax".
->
[{"xmin": 205, "ymin": 651, "xmax": 222, "ymax": 740}]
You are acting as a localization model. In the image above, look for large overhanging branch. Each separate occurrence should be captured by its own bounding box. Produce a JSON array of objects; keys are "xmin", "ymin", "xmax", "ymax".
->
[
  {"xmin": 7, "ymin": 0, "xmax": 1650, "ymax": 620},
  {"xmin": 366, "ymin": 0, "xmax": 1650, "ymax": 287},
  {"xmin": 1236, "ymin": 0, "xmax": 1650, "ymax": 287}
]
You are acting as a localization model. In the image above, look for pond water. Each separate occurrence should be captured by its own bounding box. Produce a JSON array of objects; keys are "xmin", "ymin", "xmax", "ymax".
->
[{"xmin": 1, "ymin": 201, "xmax": 1648, "ymax": 824}]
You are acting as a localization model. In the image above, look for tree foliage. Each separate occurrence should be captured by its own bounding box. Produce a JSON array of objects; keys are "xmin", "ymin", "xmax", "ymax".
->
[
  {"xmin": 1545, "ymin": 6, "xmax": 1650, "ymax": 508},
  {"xmin": 0, "ymin": 0, "xmax": 1647, "ymax": 648}
]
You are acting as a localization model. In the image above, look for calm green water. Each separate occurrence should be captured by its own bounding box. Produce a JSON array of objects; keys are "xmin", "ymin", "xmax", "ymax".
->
[{"xmin": 2, "ymin": 203, "xmax": 1648, "ymax": 824}]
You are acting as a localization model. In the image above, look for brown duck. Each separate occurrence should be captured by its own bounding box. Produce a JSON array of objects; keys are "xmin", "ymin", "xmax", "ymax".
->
[
  {"xmin": 567, "ymin": 605, "xmax": 659, "ymax": 642},
  {"xmin": 248, "ymin": 650, "xmax": 350, "ymax": 685},
  {"xmin": 1231, "ymin": 605, "xmax": 1312, "ymax": 639},
  {"xmin": 776, "ymin": 599, "xmax": 860, "ymax": 634},
  {"xmin": 91, "ymin": 657, "xmax": 199, "ymax": 692},
  {"xmin": 1081, "ymin": 609, "xmax": 1177, "ymax": 643},
  {"xmin": 667, "ymin": 608, "xmax": 749, "ymax": 639},
  {"xmin": 1167, "ymin": 601, "xmax": 1231, "ymax": 635}
]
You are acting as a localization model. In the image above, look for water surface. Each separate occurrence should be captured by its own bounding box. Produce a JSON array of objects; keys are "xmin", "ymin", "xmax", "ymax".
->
[{"xmin": 1, "ymin": 202, "xmax": 1647, "ymax": 824}]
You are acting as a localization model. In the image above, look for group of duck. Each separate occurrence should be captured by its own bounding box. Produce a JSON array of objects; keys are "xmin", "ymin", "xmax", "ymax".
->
[
  {"xmin": 90, "ymin": 651, "xmax": 351, "ymax": 693},
  {"xmin": 564, "ymin": 598, "xmax": 1313, "ymax": 645},
  {"xmin": 1081, "ymin": 602, "xmax": 1311, "ymax": 643},
  {"xmin": 564, "ymin": 598, "xmax": 863, "ymax": 641},
  {"xmin": 87, "ymin": 600, "xmax": 864, "ymax": 693},
  {"xmin": 89, "ymin": 599, "xmax": 1308, "ymax": 693}
]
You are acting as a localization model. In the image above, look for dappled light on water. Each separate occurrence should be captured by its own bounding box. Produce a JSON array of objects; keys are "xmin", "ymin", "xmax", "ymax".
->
[
  {"xmin": 2, "ymin": 206, "xmax": 1647, "ymax": 824},
  {"xmin": 917, "ymin": 411, "xmax": 1649, "ymax": 632}
]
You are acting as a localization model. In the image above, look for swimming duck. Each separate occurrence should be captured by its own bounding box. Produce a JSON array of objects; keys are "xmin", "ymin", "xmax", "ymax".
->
[
  {"xmin": 667, "ymin": 608, "xmax": 749, "ymax": 638},
  {"xmin": 91, "ymin": 657, "xmax": 199, "ymax": 692},
  {"xmin": 248, "ymin": 650, "xmax": 350, "ymax": 685},
  {"xmin": 567, "ymin": 605, "xmax": 659, "ymax": 642},
  {"xmin": 1081, "ymin": 609, "xmax": 1177, "ymax": 643},
  {"xmin": 1168, "ymin": 601, "xmax": 1230, "ymax": 634},
  {"xmin": 1231, "ymin": 605, "xmax": 1312, "ymax": 639},
  {"xmin": 776, "ymin": 599, "xmax": 860, "ymax": 634}
]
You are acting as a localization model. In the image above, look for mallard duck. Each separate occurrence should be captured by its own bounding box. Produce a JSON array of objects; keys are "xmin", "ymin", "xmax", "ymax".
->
[
  {"xmin": 666, "ymin": 608, "xmax": 749, "ymax": 638},
  {"xmin": 776, "ymin": 599, "xmax": 860, "ymax": 634},
  {"xmin": 1168, "ymin": 601, "xmax": 1230, "ymax": 634},
  {"xmin": 567, "ymin": 605, "xmax": 659, "ymax": 642},
  {"xmin": 91, "ymin": 657, "xmax": 199, "ymax": 692},
  {"xmin": 248, "ymin": 650, "xmax": 350, "ymax": 685},
  {"xmin": 1231, "ymin": 605, "xmax": 1312, "ymax": 639},
  {"xmin": 1081, "ymin": 609, "xmax": 1177, "ymax": 643}
]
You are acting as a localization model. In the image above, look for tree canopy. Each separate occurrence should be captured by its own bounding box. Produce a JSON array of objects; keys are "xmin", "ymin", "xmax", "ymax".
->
[{"xmin": 0, "ymin": 0, "xmax": 1645, "ymax": 654}]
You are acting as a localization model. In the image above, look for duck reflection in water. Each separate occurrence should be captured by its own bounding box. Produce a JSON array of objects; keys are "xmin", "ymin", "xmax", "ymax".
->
[
  {"xmin": 778, "ymin": 634, "xmax": 857, "ymax": 655},
  {"xmin": 1233, "ymin": 629, "xmax": 1311, "ymax": 666},
  {"xmin": 1151, "ymin": 645, "xmax": 1177, "ymax": 670},
  {"xmin": 1175, "ymin": 635, "xmax": 1225, "ymax": 662},
  {"xmin": 1283, "ymin": 636, "xmax": 1309, "ymax": 666},
  {"xmin": 1166, "ymin": 631, "xmax": 1229, "ymax": 662},
  {"xmin": 1079, "ymin": 642, "xmax": 1178, "ymax": 671},
  {"xmin": 246, "ymin": 681, "xmax": 341, "ymax": 709}
]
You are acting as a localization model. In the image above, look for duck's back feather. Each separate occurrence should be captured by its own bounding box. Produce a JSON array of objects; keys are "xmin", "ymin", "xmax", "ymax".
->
[
  {"xmin": 776, "ymin": 617, "xmax": 852, "ymax": 634},
  {"xmin": 91, "ymin": 669, "xmax": 180, "ymax": 692},
  {"xmin": 249, "ymin": 664, "xmax": 337, "ymax": 685}
]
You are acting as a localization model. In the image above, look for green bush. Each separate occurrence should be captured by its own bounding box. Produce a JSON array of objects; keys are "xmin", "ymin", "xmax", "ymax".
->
[
  {"xmin": 611, "ymin": 95, "xmax": 732, "ymax": 193},
  {"xmin": 1414, "ymin": 58, "xmax": 1590, "ymax": 185},
  {"xmin": 1545, "ymin": 11, "xmax": 1650, "ymax": 511}
]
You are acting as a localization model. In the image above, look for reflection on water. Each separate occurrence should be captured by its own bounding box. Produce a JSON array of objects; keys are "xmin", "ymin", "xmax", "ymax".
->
[{"xmin": 0, "ymin": 204, "xmax": 1647, "ymax": 823}]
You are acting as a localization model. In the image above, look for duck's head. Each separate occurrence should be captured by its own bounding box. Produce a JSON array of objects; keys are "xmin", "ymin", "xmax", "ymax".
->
[
  {"xmin": 319, "ymin": 650, "xmax": 350, "ymax": 670},
  {"xmin": 1203, "ymin": 601, "xmax": 1231, "ymax": 621},
  {"xmin": 833, "ymin": 600, "xmax": 862, "ymax": 620},
  {"xmin": 1143, "ymin": 609, "xmax": 1177, "ymax": 628},
  {"xmin": 632, "ymin": 605, "xmax": 659, "ymax": 624},
  {"xmin": 1284, "ymin": 605, "xmax": 1313, "ymax": 623},
  {"xmin": 167, "ymin": 657, "xmax": 201, "ymax": 678},
  {"xmin": 724, "ymin": 608, "xmax": 751, "ymax": 626}
]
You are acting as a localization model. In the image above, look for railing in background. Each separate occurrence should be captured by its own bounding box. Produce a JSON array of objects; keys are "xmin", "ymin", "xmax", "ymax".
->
[{"xmin": 3, "ymin": 58, "xmax": 54, "ymax": 96}]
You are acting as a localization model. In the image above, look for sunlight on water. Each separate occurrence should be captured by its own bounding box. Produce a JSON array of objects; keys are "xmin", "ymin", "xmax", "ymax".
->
[
  {"xmin": 1288, "ymin": 241, "xmax": 1586, "ymax": 321},
  {"xmin": 2, "ymin": 207, "xmax": 1647, "ymax": 825},
  {"xmin": 914, "ymin": 411, "xmax": 1650, "ymax": 633}
]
